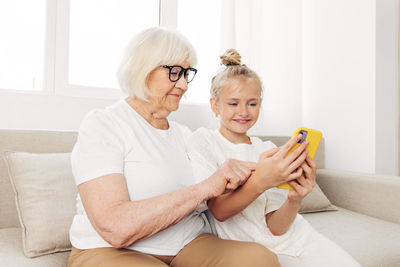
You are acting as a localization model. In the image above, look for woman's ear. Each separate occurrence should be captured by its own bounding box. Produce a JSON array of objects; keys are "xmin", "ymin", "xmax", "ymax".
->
[{"xmin": 210, "ymin": 98, "xmax": 219, "ymax": 117}]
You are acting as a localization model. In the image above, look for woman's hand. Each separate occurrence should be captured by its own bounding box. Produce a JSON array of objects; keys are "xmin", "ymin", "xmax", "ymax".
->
[
  {"xmin": 252, "ymin": 134, "xmax": 308, "ymax": 192},
  {"xmin": 287, "ymin": 155, "xmax": 317, "ymax": 204},
  {"xmin": 206, "ymin": 159, "xmax": 256, "ymax": 199}
]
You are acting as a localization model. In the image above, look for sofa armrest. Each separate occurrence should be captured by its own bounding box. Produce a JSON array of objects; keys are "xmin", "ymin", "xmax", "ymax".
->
[{"xmin": 316, "ymin": 168, "xmax": 400, "ymax": 224}]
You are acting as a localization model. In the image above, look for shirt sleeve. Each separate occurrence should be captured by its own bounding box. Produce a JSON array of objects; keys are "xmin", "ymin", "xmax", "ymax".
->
[
  {"xmin": 262, "ymin": 140, "xmax": 278, "ymax": 150},
  {"xmin": 187, "ymin": 128, "xmax": 220, "ymax": 213},
  {"xmin": 187, "ymin": 128, "xmax": 220, "ymax": 184},
  {"xmin": 264, "ymin": 188, "xmax": 289, "ymax": 214},
  {"xmin": 71, "ymin": 110, "xmax": 124, "ymax": 185}
]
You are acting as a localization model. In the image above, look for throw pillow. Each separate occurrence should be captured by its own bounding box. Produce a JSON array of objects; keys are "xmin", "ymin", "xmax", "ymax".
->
[
  {"xmin": 4, "ymin": 151, "xmax": 77, "ymax": 258},
  {"xmin": 299, "ymin": 184, "xmax": 338, "ymax": 213}
]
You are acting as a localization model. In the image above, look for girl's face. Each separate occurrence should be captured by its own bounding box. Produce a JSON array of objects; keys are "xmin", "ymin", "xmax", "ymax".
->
[{"xmin": 211, "ymin": 77, "xmax": 262, "ymax": 143}]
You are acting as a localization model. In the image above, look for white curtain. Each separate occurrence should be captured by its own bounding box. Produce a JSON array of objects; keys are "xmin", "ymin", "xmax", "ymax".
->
[
  {"xmin": 220, "ymin": 0, "xmax": 264, "ymax": 71},
  {"xmin": 219, "ymin": 0, "xmax": 303, "ymax": 135}
]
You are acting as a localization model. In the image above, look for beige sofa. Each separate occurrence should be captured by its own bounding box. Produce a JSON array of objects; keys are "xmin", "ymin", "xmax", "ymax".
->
[{"xmin": 1, "ymin": 129, "xmax": 400, "ymax": 267}]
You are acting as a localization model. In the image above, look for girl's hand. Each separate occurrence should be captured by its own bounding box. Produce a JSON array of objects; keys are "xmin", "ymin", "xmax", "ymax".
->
[
  {"xmin": 252, "ymin": 134, "xmax": 308, "ymax": 191},
  {"xmin": 287, "ymin": 155, "xmax": 317, "ymax": 204}
]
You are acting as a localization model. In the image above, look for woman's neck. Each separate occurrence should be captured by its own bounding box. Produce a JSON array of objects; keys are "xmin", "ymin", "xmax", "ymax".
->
[
  {"xmin": 125, "ymin": 97, "xmax": 169, "ymax": 130},
  {"xmin": 218, "ymin": 128, "xmax": 251, "ymax": 144}
]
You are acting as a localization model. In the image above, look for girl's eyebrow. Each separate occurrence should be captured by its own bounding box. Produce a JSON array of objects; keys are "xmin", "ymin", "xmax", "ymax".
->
[{"xmin": 226, "ymin": 98, "xmax": 259, "ymax": 101}]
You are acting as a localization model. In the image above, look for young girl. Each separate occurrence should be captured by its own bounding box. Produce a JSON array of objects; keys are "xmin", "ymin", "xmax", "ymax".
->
[{"xmin": 188, "ymin": 49, "xmax": 361, "ymax": 267}]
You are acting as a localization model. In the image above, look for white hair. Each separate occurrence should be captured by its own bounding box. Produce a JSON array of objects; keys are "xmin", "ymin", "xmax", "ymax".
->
[{"xmin": 117, "ymin": 27, "xmax": 197, "ymax": 100}]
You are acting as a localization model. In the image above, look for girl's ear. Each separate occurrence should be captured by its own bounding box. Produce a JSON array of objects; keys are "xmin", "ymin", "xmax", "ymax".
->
[{"xmin": 210, "ymin": 98, "xmax": 219, "ymax": 117}]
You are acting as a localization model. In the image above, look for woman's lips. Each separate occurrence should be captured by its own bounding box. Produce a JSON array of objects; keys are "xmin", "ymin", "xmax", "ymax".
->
[{"xmin": 169, "ymin": 94, "xmax": 181, "ymax": 98}]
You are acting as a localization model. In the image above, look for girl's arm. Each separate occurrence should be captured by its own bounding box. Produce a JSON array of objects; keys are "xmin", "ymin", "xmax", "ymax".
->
[
  {"xmin": 208, "ymin": 135, "xmax": 308, "ymax": 221},
  {"xmin": 265, "ymin": 156, "xmax": 317, "ymax": 235},
  {"xmin": 265, "ymin": 198, "xmax": 300, "ymax": 235},
  {"xmin": 208, "ymin": 174, "xmax": 267, "ymax": 221}
]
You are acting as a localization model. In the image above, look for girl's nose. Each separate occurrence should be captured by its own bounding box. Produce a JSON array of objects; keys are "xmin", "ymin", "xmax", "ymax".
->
[{"xmin": 238, "ymin": 105, "xmax": 248, "ymax": 116}]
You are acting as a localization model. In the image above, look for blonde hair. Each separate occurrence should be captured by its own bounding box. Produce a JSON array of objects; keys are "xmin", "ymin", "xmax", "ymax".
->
[
  {"xmin": 210, "ymin": 49, "xmax": 263, "ymax": 101},
  {"xmin": 117, "ymin": 27, "xmax": 197, "ymax": 100}
]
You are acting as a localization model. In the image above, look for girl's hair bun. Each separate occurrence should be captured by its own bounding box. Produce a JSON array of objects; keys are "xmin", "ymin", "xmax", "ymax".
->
[
  {"xmin": 211, "ymin": 48, "xmax": 263, "ymax": 101},
  {"xmin": 220, "ymin": 49, "xmax": 241, "ymax": 67}
]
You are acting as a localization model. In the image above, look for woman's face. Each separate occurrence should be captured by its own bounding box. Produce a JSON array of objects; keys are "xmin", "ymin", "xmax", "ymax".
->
[
  {"xmin": 146, "ymin": 63, "xmax": 190, "ymax": 113},
  {"xmin": 212, "ymin": 78, "xmax": 262, "ymax": 139}
]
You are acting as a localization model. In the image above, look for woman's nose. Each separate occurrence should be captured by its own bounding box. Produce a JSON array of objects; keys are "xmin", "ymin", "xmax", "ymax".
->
[{"xmin": 175, "ymin": 75, "xmax": 188, "ymax": 90}]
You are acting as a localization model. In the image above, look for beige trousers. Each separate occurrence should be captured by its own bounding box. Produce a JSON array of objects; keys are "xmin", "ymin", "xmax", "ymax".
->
[{"xmin": 68, "ymin": 233, "xmax": 280, "ymax": 267}]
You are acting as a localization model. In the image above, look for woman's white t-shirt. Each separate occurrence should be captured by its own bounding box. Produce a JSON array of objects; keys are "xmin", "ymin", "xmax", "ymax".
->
[
  {"xmin": 188, "ymin": 127, "xmax": 313, "ymax": 256},
  {"xmin": 69, "ymin": 99, "xmax": 207, "ymax": 255}
]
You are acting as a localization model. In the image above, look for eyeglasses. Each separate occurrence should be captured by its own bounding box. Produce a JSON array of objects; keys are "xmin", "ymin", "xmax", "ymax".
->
[{"xmin": 161, "ymin": 65, "xmax": 197, "ymax": 83}]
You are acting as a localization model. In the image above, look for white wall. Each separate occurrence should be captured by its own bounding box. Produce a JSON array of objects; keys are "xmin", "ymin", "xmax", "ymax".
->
[
  {"xmin": 302, "ymin": 0, "xmax": 398, "ymax": 175},
  {"xmin": 302, "ymin": 0, "xmax": 377, "ymax": 173},
  {"xmin": 0, "ymin": 91, "xmax": 114, "ymax": 130},
  {"xmin": 0, "ymin": 91, "xmax": 214, "ymax": 131}
]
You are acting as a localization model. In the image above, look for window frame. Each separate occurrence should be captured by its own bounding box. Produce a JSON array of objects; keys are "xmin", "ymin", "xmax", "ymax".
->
[
  {"xmin": 0, "ymin": 0, "xmax": 179, "ymax": 100},
  {"xmin": 54, "ymin": 0, "xmax": 177, "ymax": 99}
]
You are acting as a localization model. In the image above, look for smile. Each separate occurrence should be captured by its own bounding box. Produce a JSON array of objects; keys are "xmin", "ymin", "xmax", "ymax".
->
[{"xmin": 233, "ymin": 119, "xmax": 251, "ymax": 124}]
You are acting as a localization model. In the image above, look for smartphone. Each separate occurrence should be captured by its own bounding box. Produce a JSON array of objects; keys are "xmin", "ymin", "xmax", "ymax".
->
[{"xmin": 277, "ymin": 127, "xmax": 322, "ymax": 190}]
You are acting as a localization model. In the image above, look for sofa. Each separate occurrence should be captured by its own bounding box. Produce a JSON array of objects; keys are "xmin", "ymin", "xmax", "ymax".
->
[{"xmin": 0, "ymin": 129, "xmax": 399, "ymax": 267}]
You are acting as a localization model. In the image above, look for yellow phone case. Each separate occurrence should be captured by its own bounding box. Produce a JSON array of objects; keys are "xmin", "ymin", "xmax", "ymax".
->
[{"xmin": 277, "ymin": 127, "xmax": 322, "ymax": 190}]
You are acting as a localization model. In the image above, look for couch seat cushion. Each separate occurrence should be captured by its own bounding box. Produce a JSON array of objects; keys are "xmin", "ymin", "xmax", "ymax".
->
[
  {"xmin": 0, "ymin": 227, "xmax": 70, "ymax": 267},
  {"xmin": 303, "ymin": 208, "xmax": 400, "ymax": 267}
]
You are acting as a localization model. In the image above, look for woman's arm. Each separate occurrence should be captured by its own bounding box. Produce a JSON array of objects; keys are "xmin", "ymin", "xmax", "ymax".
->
[
  {"xmin": 208, "ymin": 135, "xmax": 308, "ymax": 221},
  {"xmin": 79, "ymin": 159, "xmax": 255, "ymax": 248},
  {"xmin": 265, "ymin": 155, "xmax": 317, "ymax": 235}
]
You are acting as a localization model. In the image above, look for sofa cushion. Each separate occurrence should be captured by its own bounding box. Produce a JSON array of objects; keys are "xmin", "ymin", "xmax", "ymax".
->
[
  {"xmin": 0, "ymin": 129, "xmax": 77, "ymax": 229},
  {"xmin": 317, "ymin": 168, "xmax": 400, "ymax": 224},
  {"xmin": 303, "ymin": 207, "xmax": 400, "ymax": 267},
  {"xmin": 5, "ymin": 151, "xmax": 77, "ymax": 258},
  {"xmin": 0, "ymin": 227, "xmax": 70, "ymax": 266},
  {"xmin": 0, "ymin": 151, "xmax": 20, "ymax": 228},
  {"xmin": 298, "ymin": 184, "xmax": 337, "ymax": 213}
]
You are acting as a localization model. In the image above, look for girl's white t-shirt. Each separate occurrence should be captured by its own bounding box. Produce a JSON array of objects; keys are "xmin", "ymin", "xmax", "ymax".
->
[
  {"xmin": 69, "ymin": 100, "xmax": 207, "ymax": 255},
  {"xmin": 188, "ymin": 127, "xmax": 313, "ymax": 256}
]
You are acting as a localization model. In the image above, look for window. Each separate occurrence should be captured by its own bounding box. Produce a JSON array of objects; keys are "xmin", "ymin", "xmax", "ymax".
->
[
  {"xmin": 0, "ymin": 0, "xmax": 46, "ymax": 91},
  {"xmin": 0, "ymin": 0, "xmax": 221, "ymax": 103},
  {"xmin": 68, "ymin": 0, "xmax": 159, "ymax": 89}
]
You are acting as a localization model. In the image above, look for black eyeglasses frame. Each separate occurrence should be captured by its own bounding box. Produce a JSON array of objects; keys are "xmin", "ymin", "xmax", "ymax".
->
[{"xmin": 161, "ymin": 65, "xmax": 198, "ymax": 83}]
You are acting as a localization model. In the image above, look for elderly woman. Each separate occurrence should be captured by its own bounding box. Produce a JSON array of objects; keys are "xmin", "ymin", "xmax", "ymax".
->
[{"xmin": 67, "ymin": 27, "xmax": 292, "ymax": 267}]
